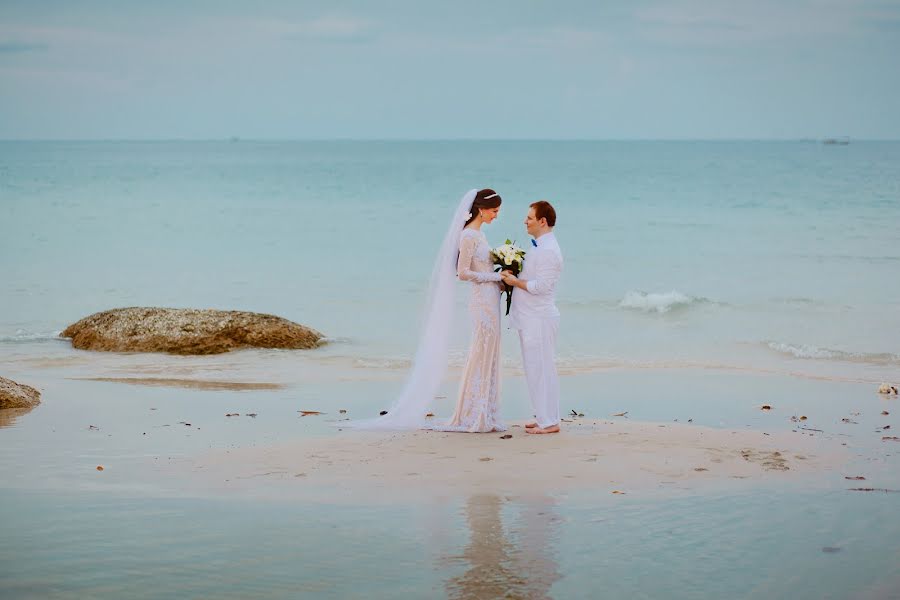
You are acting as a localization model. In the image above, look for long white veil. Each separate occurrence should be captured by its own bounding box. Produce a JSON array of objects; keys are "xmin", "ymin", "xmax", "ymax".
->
[{"xmin": 344, "ymin": 189, "xmax": 477, "ymax": 430}]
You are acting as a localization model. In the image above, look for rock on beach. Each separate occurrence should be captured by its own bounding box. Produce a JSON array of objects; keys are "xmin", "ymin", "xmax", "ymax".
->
[
  {"xmin": 0, "ymin": 376, "xmax": 41, "ymax": 409},
  {"xmin": 61, "ymin": 307, "xmax": 324, "ymax": 355}
]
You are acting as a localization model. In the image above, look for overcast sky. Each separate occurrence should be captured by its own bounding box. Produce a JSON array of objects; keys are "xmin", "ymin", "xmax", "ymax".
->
[{"xmin": 1, "ymin": 0, "xmax": 899, "ymax": 139}]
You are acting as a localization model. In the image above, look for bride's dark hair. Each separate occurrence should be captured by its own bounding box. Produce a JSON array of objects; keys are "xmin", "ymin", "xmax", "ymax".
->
[{"xmin": 464, "ymin": 189, "xmax": 502, "ymax": 227}]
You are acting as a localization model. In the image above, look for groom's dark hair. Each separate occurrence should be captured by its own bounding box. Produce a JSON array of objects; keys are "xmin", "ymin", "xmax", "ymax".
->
[{"xmin": 530, "ymin": 200, "xmax": 556, "ymax": 227}]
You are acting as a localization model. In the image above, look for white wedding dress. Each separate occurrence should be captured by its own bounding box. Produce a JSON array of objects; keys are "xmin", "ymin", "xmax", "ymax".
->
[
  {"xmin": 344, "ymin": 189, "xmax": 506, "ymax": 431},
  {"xmin": 434, "ymin": 228, "xmax": 507, "ymax": 432}
]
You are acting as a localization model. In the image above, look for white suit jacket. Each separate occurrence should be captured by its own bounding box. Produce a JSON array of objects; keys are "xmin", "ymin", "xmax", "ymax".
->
[{"xmin": 509, "ymin": 232, "xmax": 563, "ymax": 330}]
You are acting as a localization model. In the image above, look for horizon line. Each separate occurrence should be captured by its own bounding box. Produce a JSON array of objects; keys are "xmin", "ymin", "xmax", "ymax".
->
[{"xmin": 1, "ymin": 137, "xmax": 897, "ymax": 143}]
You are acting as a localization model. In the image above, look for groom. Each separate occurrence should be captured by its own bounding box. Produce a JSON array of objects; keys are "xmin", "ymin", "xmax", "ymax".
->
[{"xmin": 502, "ymin": 201, "xmax": 564, "ymax": 434}]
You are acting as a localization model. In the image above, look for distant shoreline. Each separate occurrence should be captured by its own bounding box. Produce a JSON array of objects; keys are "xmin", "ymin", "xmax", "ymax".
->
[{"xmin": 2, "ymin": 138, "xmax": 898, "ymax": 143}]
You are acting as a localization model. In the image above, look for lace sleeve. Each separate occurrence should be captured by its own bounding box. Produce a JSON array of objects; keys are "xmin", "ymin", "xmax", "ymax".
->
[{"xmin": 457, "ymin": 232, "xmax": 502, "ymax": 283}]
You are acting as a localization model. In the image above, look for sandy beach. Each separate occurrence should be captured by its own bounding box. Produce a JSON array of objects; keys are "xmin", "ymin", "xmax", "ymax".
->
[
  {"xmin": 2, "ymin": 353, "xmax": 898, "ymax": 598},
  {"xmin": 164, "ymin": 417, "xmax": 848, "ymax": 501}
]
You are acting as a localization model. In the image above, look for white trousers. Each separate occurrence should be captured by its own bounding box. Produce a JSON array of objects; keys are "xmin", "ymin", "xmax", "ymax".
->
[{"xmin": 517, "ymin": 316, "xmax": 560, "ymax": 428}]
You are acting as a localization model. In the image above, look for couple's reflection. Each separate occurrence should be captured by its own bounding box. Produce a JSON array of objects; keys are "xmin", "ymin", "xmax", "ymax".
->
[{"xmin": 446, "ymin": 494, "xmax": 561, "ymax": 600}]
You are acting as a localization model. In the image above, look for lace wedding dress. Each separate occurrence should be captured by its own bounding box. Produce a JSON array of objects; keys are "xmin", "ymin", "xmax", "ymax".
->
[
  {"xmin": 433, "ymin": 228, "xmax": 508, "ymax": 432},
  {"xmin": 344, "ymin": 189, "xmax": 506, "ymax": 431}
]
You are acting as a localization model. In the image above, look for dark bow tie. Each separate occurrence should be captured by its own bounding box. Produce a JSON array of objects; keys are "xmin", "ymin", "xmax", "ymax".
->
[{"xmin": 531, "ymin": 239, "xmax": 538, "ymax": 247}]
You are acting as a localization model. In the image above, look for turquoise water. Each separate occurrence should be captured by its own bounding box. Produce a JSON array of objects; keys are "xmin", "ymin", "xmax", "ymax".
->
[
  {"xmin": 2, "ymin": 141, "xmax": 900, "ymax": 379},
  {"xmin": 2, "ymin": 141, "xmax": 900, "ymax": 597},
  {"xmin": 2, "ymin": 487, "xmax": 898, "ymax": 599}
]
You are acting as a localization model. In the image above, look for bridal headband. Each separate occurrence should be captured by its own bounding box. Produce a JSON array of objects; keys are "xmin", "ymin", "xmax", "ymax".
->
[{"xmin": 466, "ymin": 190, "xmax": 499, "ymax": 219}]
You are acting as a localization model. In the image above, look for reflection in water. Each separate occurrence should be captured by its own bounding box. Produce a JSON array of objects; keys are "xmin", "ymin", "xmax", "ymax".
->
[
  {"xmin": 0, "ymin": 406, "xmax": 36, "ymax": 428},
  {"xmin": 446, "ymin": 495, "xmax": 561, "ymax": 600},
  {"xmin": 70, "ymin": 377, "xmax": 284, "ymax": 391}
]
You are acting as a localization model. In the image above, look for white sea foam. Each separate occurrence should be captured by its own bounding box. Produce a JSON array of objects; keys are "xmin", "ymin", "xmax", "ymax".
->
[
  {"xmin": 319, "ymin": 336, "xmax": 353, "ymax": 345},
  {"xmin": 766, "ymin": 341, "xmax": 900, "ymax": 365},
  {"xmin": 331, "ymin": 351, "xmax": 882, "ymax": 384},
  {"xmin": 0, "ymin": 330, "xmax": 63, "ymax": 343},
  {"xmin": 619, "ymin": 291, "xmax": 704, "ymax": 314},
  {"xmin": 352, "ymin": 357, "xmax": 411, "ymax": 369}
]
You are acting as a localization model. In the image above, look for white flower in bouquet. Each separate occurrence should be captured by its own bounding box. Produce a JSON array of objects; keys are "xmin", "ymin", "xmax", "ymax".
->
[{"xmin": 490, "ymin": 239, "xmax": 527, "ymax": 315}]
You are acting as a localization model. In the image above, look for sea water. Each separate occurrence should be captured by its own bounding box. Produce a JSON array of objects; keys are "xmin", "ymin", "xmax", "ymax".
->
[
  {"xmin": 2, "ymin": 141, "xmax": 899, "ymax": 598},
  {"xmin": 2, "ymin": 140, "xmax": 899, "ymax": 382}
]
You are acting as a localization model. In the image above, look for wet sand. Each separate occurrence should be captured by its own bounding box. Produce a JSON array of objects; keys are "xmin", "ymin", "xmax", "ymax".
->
[
  {"xmin": 166, "ymin": 418, "xmax": 847, "ymax": 500},
  {"xmin": 70, "ymin": 377, "xmax": 285, "ymax": 391}
]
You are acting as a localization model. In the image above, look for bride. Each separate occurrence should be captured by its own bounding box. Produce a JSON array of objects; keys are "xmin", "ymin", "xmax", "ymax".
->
[{"xmin": 347, "ymin": 189, "xmax": 508, "ymax": 432}]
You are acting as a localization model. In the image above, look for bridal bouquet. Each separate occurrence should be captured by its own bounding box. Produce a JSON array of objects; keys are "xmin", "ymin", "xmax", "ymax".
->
[{"xmin": 491, "ymin": 240, "xmax": 526, "ymax": 316}]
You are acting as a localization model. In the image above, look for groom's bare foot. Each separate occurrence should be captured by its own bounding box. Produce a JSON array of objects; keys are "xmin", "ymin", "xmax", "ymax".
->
[
  {"xmin": 526, "ymin": 424, "xmax": 560, "ymax": 434},
  {"xmin": 524, "ymin": 422, "xmax": 539, "ymax": 429}
]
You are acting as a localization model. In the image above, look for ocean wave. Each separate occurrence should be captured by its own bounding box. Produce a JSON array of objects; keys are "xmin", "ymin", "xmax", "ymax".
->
[
  {"xmin": 308, "ymin": 352, "xmax": 882, "ymax": 384},
  {"xmin": 319, "ymin": 336, "xmax": 353, "ymax": 345},
  {"xmin": 0, "ymin": 330, "xmax": 63, "ymax": 343},
  {"xmin": 352, "ymin": 357, "xmax": 412, "ymax": 369},
  {"xmin": 768, "ymin": 296, "xmax": 822, "ymax": 306},
  {"xmin": 353, "ymin": 351, "xmax": 482, "ymax": 370},
  {"xmin": 766, "ymin": 341, "xmax": 900, "ymax": 365},
  {"xmin": 793, "ymin": 253, "xmax": 900, "ymax": 264},
  {"xmin": 618, "ymin": 290, "xmax": 708, "ymax": 314}
]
